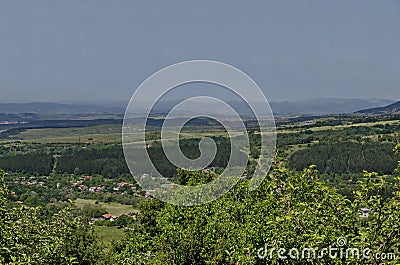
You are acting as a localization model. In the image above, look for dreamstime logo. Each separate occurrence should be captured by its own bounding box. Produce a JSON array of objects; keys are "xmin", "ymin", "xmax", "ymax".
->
[
  {"xmin": 257, "ymin": 237, "xmax": 397, "ymax": 261},
  {"xmin": 122, "ymin": 60, "xmax": 276, "ymax": 206}
]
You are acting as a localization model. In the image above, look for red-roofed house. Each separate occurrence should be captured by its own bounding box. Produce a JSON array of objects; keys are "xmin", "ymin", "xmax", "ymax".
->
[{"xmin": 102, "ymin": 213, "xmax": 112, "ymax": 220}]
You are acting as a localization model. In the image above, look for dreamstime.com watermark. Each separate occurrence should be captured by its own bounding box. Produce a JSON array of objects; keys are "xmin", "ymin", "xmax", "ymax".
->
[
  {"xmin": 257, "ymin": 237, "xmax": 397, "ymax": 262},
  {"xmin": 122, "ymin": 60, "xmax": 276, "ymax": 206}
]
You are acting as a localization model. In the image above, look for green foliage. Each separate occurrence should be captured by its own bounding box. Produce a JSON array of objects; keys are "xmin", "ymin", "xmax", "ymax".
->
[
  {"xmin": 350, "ymin": 171, "xmax": 400, "ymax": 263},
  {"xmin": 175, "ymin": 168, "xmax": 216, "ymax": 186},
  {"xmin": 111, "ymin": 153, "xmax": 400, "ymax": 264},
  {"xmin": 147, "ymin": 138, "xmax": 246, "ymax": 178},
  {"xmin": 1, "ymin": 122, "xmax": 400, "ymax": 264},
  {"xmin": 0, "ymin": 169, "xmax": 102, "ymax": 265},
  {"xmin": 0, "ymin": 153, "xmax": 53, "ymax": 175},
  {"xmin": 73, "ymin": 203, "xmax": 108, "ymax": 221},
  {"xmin": 53, "ymin": 138, "xmax": 244, "ymax": 178},
  {"xmin": 57, "ymin": 144, "xmax": 129, "ymax": 177},
  {"xmin": 288, "ymin": 141, "xmax": 398, "ymax": 174}
]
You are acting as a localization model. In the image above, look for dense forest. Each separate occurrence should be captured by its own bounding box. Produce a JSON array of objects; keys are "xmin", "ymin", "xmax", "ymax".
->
[
  {"xmin": 0, "ymin": 138, "xmax": 242, "ymax": 178},
  {"xmin": 0, "ymin": 153, "xmax": 53, "ymax": 175},
  {"xmin": 288, "ymin": 142, "xmax": 398, "ymax": 174},
  {"xmin": 56, "ymin": 145, "xmax": 130, "ymax": 177}
]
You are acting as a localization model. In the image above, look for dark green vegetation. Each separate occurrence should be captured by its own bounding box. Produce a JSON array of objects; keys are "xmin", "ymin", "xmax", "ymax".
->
[
  {"xmin": 112, "ymin": 162, "xmax": 400, "ymax": 264},
  {"xmin": 0, "ymin": 139, "xmax": 236, "ymax": 178},
  {"xmin": 288, "ymin": 141, "xmax": 398, "ymax": 174},
  {"xmin": 0, "ymin": 153, "xmax": 53, "ymax": 175},
  {"xmin": 57, "ymin": 145, "xmax": 130, "ymax": 177},
  {"xmin": 0, "ymin": 114, "xmax": 400, "ymax": 264}
]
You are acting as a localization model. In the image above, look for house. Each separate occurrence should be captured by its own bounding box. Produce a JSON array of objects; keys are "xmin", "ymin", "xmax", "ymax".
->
[
  {"xmin": 102, "ymin": 214, "xmax": 112, "ymax": 220},
  {"xmin": 202, "ymin": 167, "xmax": 216, "ymax": 173},
  {"xmin": 111, "ymin": 215, "xmax": 118, "ymax": 220},
  {"xmin": 101, "ymin": 213, "xmax": 119, "ymax": 221},
  {"xmin": 304, "ymin": 121, "xmax": 314, "ymax": 125},
  {"xmin": 118, "ymin": 182, "xmax": 129, "ymax": 187},
  {"xmin": 127, "ymin": 212, "xmax": 137, "ymax": 221},
  {"xmin": 81, "ymin": 175, "xmax": 91, "ymax": 181},
  {"xmin": 145, "ymin": 190, "xmax": 156, "ymax": 198},
  {"xmin": 359, "ymin": 208, "xmax": 370, "ymax": 218},
  {"xmin": 89, "ymin": 217, "xmax": 103, "ymax": 225}
]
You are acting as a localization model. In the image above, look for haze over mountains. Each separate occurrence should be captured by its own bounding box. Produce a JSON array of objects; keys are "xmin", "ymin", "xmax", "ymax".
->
[
  {"xmin": 0, "ymin": 98, "xmax": 397, "ymax": 118},
  {"xmin": 356, "ymin": 101, "xmax": 400, "ymax": 115},
  {"xmin": 0, "ymin": 102, "xmax": 124, "ymax": 115},
  {"xmin": 269, "ymin": 98, "xmax": 395, "ymax": 116}
]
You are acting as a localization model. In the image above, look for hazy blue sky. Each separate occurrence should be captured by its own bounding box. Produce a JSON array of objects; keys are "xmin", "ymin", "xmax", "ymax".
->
[{"xmin": 0, "ymin": 0, "xmax": 399, "ymax": 103}]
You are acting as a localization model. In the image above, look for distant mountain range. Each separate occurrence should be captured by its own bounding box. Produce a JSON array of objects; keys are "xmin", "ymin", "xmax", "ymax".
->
[
  {"xmin": 0, "ymin": 102, "xmax": 124, "ymax": 116},
  {"xmin": 0, "ymin": 98, "xmax": 397, "ymax": 118},
  {"xmin": 355, "ymin": 101, "xmax": 400, "ymax": 115},
  {"xmin": 152, "ymin": 98, "xmax": 396, "ymax": 116},
  {"xmin": 269, "ymin": 98, "xmax": 395, "ymax": 116}
]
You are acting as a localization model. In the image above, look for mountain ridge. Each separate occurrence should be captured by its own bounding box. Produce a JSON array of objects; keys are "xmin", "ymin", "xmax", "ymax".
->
[
  {"xmin": 355, "ymin": 101, "xmax": 400, "ymax": 114},
  {"xmin": 0, "ymin": 98, "xmax": 396, "ymax": 117}
]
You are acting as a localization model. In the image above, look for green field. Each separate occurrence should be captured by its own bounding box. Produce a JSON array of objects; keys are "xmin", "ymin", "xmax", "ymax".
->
[
  {"xmin": 76, "ymin": 198, "xmax": 135, "ymax": 244},
  {"xmin": 3, "ymin": 124, "xmax": 122, "ymax": 143},
  {"xmin": 1, "ymin": 124, "xmax": 233, "ymax": 144},
  {"xmin": 26, "ymin": 133, "xmax": 123, "ymax": 143},
  {"xmin": 94, "ymin": 226, "xmax": 126, "ymax": 244},
  {"xmin": 74, "ymin": 198, "xmax": 137, "ymax": 216},
  {"xmin": 277, "ymin": 119, "xmax": 400, "ymax": 134}
]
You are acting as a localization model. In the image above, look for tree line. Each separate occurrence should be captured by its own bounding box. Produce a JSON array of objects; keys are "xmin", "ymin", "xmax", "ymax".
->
[
  {"xmin": 288, "ymin": 141, "xmax": 398, "ymax": 174},
  {"xmin": 0, "ymin": 139, "xmax": 245, "ymax": 178}
]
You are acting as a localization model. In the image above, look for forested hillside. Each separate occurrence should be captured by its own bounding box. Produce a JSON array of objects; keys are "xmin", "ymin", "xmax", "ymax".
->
[
  {"xmin": 2, "ymin": 146, "xmax": 400, "ymax": 264},
  {"xmin": 288, "ymin": 142, "xmax": 398, "ymax": 174},
  {"xmin": 0, "ymin": 138, "xmax": 240, "ymax": 178},
  {"xmin": 0, "ymin": 153, "xmax": 53, "ymax": 175}
]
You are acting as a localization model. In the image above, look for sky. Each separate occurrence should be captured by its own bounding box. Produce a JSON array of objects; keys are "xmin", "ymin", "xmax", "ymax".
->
[{"xmin": 0, "ymin": 0, "xmax": 400, "ymax": 103}]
